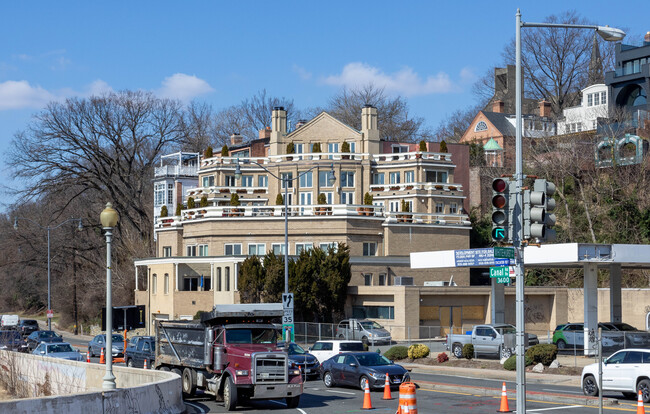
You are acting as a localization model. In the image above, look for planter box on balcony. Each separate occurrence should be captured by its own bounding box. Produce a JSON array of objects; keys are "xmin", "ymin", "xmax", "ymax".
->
[
  {"xmin": 219, "ymin": 189, "xmax": 230, "ymax": 193},
  {"xmin": 390, "ymin": 186, "xmax": 400, "ymax": 191},
  {"xmin": 374, "ymin": 187, "xmax": 384, "ymax": 191}
]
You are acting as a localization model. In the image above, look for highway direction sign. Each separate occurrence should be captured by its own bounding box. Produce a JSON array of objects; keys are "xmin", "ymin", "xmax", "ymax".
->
[{"xmin": 494, "ymin": 247, "xmax": 515, "ymax": 259}]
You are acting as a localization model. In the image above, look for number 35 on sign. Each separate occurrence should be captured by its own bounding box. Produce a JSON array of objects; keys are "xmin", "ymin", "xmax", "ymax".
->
[{"xmin": 283, "ymin": 309, "xmax": 293, "ymax": 324}]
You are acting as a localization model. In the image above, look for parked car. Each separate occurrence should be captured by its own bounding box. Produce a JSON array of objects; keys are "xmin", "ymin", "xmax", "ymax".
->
[
  {"xmin": 604, "ymin": 322, "xmax": 649, "ymax": 348},
  {"xmin": 320, "ymin": 351, "xmax": 409, "ymax": 390},
  {"xmin": 0, "ymin": 330, "xmax": 28, "ymax": 352},
  {"xmin": 25, "ymin": 330, "xmax": 63, "ymax": 352},
  {"xmin": 33, "ymin": 342, "xmax": 84, "ymax": 361},
  {"xmin": 278, "ymin": 341, "xmax": 320, "ymax": 379},
  {"xmin": 336, "ymin": 319, "xmax": 392, "ymax": 345},
  {"xmin": 582, "ymin": 348, "xmax": 650, "ymax": 402},
  {"xmin": 125, "ymin": 336, "xmax": 155, "ymax": 368},
  {"xmin": 308, "ymin": 340, "xmax": 365, "ymax": 363},
  {"xmin": 88, "ymin": 334, "xmax": 126, "ymax": 357},
  {"xmin": 0, "ymin": 315, "xmax": 19, "ymax": 330},
  {"xmin": 553, "ymin": 322, "xmax": 620, "ymax": 349},
  {"xmin": 446, "ymin": 324, "xmax": 538, "ymax": 359},
  {"xmin": 17, "ymin": 319, "xmax": 39, "ymax": 337}
]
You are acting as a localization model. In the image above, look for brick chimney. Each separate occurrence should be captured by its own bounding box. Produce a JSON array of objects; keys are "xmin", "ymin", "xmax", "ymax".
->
[
  {"xmin": 295, "ymin": 119, "xmax": 307, "ymax": 129},
  {"xmin": 258, "ymin": 126, "xmax": 271, "ymax": 139},
  {"xmin": 539, "ymin": 100, "xmax": 551, "ymax": 118},
  {"xmin": 492, "ymin": 100, "xmax": 504, "ymax": 113},
  {"xmin": 230, "ymin": 133, "xmax": 243, "ymax": 146}
]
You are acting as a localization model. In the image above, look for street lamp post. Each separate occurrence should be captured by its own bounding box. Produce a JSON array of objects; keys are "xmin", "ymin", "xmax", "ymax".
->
[
  {"xmin": 100, "ymin": 202, "xmax": 119, "ymax": 391},
  {"xmin": 235, "ymin": 159, "xmax": 335, "ymax": 339},
  {"xmin": 13, "ymin": 217, "xmax": 83, "ymax": 331},
  {"xmin": 514, "ymin": 10, "xmax": 624, "ymax": 413}
]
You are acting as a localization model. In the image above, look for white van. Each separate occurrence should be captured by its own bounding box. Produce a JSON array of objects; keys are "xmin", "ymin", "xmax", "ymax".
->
[
  {"xmin": 1, "ymin": 315, "xmax": 19, "ymax": 329},
  {"xmin": 308, "ymin": 340, "xmax": 365, "ymax": 363}
]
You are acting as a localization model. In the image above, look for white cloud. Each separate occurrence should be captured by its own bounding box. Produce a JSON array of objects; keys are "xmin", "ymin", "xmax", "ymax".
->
[
  {"xmin": 86, "ymin": 80, "xmax": 114, "ymax": 96},
  {"xmin": 292, "ymin": 64, "xmax": 312, "ymax": 80},
  {"xmin": 0, "ymin": 80, "xmax": 55, "ymax": 110},
  {"xmin": 323, "ymin": 62, "xmax": 457, "ymax": 96},
  {"xmin": 459, "ymin": 67, "xmax": 477, "ymax": 84},
  {"xmin": 157, "ymin": 73, "xmax": 214, "ymax": 102}
]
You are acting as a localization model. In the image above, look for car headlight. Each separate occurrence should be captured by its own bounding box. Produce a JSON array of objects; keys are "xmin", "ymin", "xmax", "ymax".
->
[
  {"xmin": 235, "ymin": 370, "xmax": 249, "ymax": 376},
  {"xmin": 289, "ymin": 369, "xmax": 301, "ymax": 376},
  {"xmin": 368, "ymin": 371, "xmax": 382, "ymax": 379}
]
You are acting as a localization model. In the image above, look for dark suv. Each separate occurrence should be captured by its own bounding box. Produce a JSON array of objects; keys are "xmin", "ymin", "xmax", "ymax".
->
[
  {"xmin": 17, "ymin": 319, "xmax": 39, "ymax": 337},
  {"xmin": 0, "ymin": 330, "xmax": 29, "ymax": 352},
  {"xmin": 125, "ymin": 336, "xmax": 155, "ymax": 368}
]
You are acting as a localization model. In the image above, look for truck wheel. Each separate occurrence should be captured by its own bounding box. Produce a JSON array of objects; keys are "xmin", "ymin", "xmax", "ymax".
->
[
  {"xmin": 127, "ymin": 358, "xmax": 134, "ymax": 368},
  {"xmin": 582, "ymin": 375, "xmax": 598, "ymax": 396},
  {"xmin": 361, "ymin": 336, "xmax": 369, "ymax": 345},
  {"xmin": 286, "ymin": 395, "xmax": 300, "ymax": 408},
  {"xmin": 182, "ymin": 368, "xmax": 197, "ymax": 396},
  {"xmin": 338, "ymin": 334, "xmax": 345, "ymax": 339},
  {"xmin": 452, "ymin": 344, "xmax": 463, "ymax": 358},
  {"xmin": 500, "ymin": 347, "xmax": 512, "ymax": 359},
  {"xmin": 556, "ymin": 339, "xmax": 566, "ymax": 350},
  {"xmin": 223, "ymin": 376, "xmax": 237, "ymax": 411},
  {"xmin": 323, "ymin": 371, "xmax": 335, "ymax": 388}
]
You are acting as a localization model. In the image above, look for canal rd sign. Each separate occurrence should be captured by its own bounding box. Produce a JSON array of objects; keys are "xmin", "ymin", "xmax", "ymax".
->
[
  {"xmin": 490, "ymin": 266, "xmax": 509, "ymax": 278},
  {"xmin": 494, "ymin": 247, "xmax": 515, "ymax": 259},
  {"xmin": 496, "ymin": 276, "xmax": 511, "ymax": 284}
]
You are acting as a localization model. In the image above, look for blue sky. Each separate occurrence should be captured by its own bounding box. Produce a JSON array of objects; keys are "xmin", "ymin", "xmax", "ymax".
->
[{"xmin": 0, "ymin": 1, "xmax": 647, "ymax": 207}]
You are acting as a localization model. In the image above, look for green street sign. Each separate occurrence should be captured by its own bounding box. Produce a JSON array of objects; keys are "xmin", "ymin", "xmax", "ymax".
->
[
  {"xmin": 494, "ymin": 246, "xmax": 515, "ymax": 259},
  {"xmin": 490, "ymin": 266, "xmax": 509, "ymax": 278},
  {"xmin": 496, "ymin": 276, "xmax": 510, "ymax": 284}
]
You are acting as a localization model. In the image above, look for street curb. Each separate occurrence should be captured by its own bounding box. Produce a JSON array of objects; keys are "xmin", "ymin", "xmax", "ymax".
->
[{"xmin": 414, "ymin": 380, "xmax": 619, "ymax": 406}]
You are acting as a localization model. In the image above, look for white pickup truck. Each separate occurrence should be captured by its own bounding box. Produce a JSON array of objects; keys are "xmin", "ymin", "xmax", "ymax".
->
[{"xmin": 446, "ymin": 324, "xmax": 539, "ymax": 359}]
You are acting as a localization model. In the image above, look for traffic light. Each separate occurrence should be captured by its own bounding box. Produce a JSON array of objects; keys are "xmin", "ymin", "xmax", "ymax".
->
[
  {"xmin": 491, "ymin": 178, "xmax": 511, "ymax": 242},
  {"xmin": 524, "ymin": 179, "xmax": 556, "ymax": 243},
  {"xmin": 534, "ymin": 179, "xmax": 557, "ymax": 242}
]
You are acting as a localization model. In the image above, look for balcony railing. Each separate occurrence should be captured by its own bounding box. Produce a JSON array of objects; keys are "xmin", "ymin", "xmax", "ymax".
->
[
  {"xmin": 370, "ymin": 182, "xmax": 462, "ymax": 193},
  {"xmin": 154, "ymin": 164, "xmax": 199, "ymax": 177},
  {"xmin": 187, "ymin": 186, "xmax": 269, "ymax": 198},
  {"xmin": 154, "ymin": 204, "xmax": 470, "ymax": 229}
]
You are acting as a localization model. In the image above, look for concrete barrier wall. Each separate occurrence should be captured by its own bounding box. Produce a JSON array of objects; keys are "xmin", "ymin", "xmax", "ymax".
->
[{"xmin": 0, "ymin": 351, "xmax": 184, "ymax": 414}]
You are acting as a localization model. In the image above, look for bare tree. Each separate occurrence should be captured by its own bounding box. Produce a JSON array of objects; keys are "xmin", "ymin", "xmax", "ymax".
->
[
  {"xmin": 432, "ymin": 104, "xmax": 482, "ymax": 143},
  {"xmin": 177, "ymin": 101, "xmax": 217, "ymax": 153}
]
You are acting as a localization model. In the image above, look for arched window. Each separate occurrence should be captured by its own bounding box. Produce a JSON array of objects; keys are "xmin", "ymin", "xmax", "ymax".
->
[
  {"xmin": 623, "ymin": 86, "xmax": 647, "ymax": 108},
  {"xmin": 474, "ymin": 121, "xmax": 488, "ymax": 132}
]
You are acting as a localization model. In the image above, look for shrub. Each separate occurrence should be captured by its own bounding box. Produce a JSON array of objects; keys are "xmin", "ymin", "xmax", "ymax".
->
[
  {"xmin": 419, "ymin": 140, "xmax": 427, "ymax": 151},
  {"xmin": 341, "ymin": 141, "xmax": 350, "ymax": 153},
  {"xmin": 525, "ymin": 344, "xmax": 558, "ymax": 366},
  {"xmin": 462, "ymin": 344, "xmax": 474, "ymax": 360},
  {"xmin": 364, "ymin": 192, "xmax": 373, "ymax": 205},
  {"xmin": 312, "ymin": 142, "xmax": 321, "ymax": 153},
  {"xmin": 384, "ymin": 346, "xmax": 409, "ymax": 361},
  {"xmin": 205, "ymin": 146, "xmax": 213, "ymax": 158},
  {"xmin": 160, "ymin": 205, "xmax": 168, "ymax": 218},
  {"xmin": 275, "ymin": 194, "xmax": 284, "ymax": 205},
  {"xmin": 187, "ymin": 197, "xmax": 195, "ymax": 209},
  {"xmin": 318, "ymin": 193, "xmax": 327, "ymax": 204},
  {"xmin": 221, "ymin": 144, "xmax": 229, "ymax": 156},
  {"xmin": 437, "ymin": 352, "xmax": 449, "ymax": 363},
  {"xmin": 439, "ymin": 140, "xmax": 448, "ymax": 153},
  {"xmin": 175, "ymin": 204, "xmax": 182, "ymax": 216},
  {"xmin": 230, "ymin": 193, "xmax": 241, "ymax": 206},
  {"xmin": 400, "ymin": 199, "xmax": 410, "ymax": 213},
  {"xmin": 199, "ymin": 196, "xmax": 208, "ymax": 208},
  {"xmin": 503, "ymin": 355, "xmax": 534, "ymax": 371},
  {"xmin": 286, "ymin": 142, "xmax": 295, "ymax": 154},
  {"xmin": 408, "ymin": 344, "xmax": 430, "ymax": 359}
]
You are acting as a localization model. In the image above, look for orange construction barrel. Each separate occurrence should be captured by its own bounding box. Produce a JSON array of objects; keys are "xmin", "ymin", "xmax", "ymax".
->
[{"xmin": 397, "ymin": 382, "xmax": 417, "ymax": 414}]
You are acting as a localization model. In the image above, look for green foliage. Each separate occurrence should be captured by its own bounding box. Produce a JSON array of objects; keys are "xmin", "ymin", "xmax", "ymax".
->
[
  {"xmin": 275, "ymin": 194, "xmax": 284, "ymax": 205},
  {"xmin": 462, "ymin": 344, "xmax": 474, "ymax": 359},
  {"xmin": 400, "ymin": 199, "xmax": 410, "ymax": 213},
  {"xmin": 175, "ymin": 204, "xmax": 182, "ymax": 216},
  {"xmin": 221, "ymin": 144, "xmax": 229, "ymax": 156},
  {"xmin": 318, "ymin": 193, "xmax": 327, "ymax": 204},
  {"xmin": 364, "ymin": 192, "xmax": 373, "ymax": 205},
  {"xmin": 439, "ymin": 140, "xmax": 448, "ymax": 153},
  {"xmin": 187, "ymin": 197, "xmax": 195, "ymax": 209},
  {"xmin": 407, "ymin": 344, "xmax": 430, "ymax": 359},
  {"xmin": 503, "ymin": 355, "xmax": 534, "ymax": 371},
  {"xmin": 468, "ymin": 142, "xmax": 486, "ymax": 167},
  {"xmin": 469, "ymin": 209, "xmax": 492, "ymax": 248},
  {"xmin": 286, "ymin": 142, "xmax": 295, "ymax": 154},
  {"xmin": 312, "ymin": 142, "xmax": 321, "ymax": 153},
  {"xmin": 525, "ymin": 344, "xmax": 558, "ymax": 366},
  {"xmin": 193, "ymin": 310, "xmax": 207, "ymax": 320},
  {"xmin": 205, "ymin": 146, "xmax": 213, "ymax": 158},
  {"xmin": 419, "ymin": 140, "xmax": 427, "ymax": 152},
  {"xmin": 341, "ymin": 141, "xmax": 350, "ymax": 153},
  {"xmin": 160, "ymin": 205, "xmax": 168, "ymax": 218},
  {"xmin": 261, "ymin": 252, "xmax": 285, "ymax": 302},
  {"xmin": 384, "ymin": 346, "xmax": 409, "ymax": 360},
  {"xmin": 437, "ymin": 352, "xmax": 449, "ymax": 363},
  {"xmin": 230, "ymin": 193, "xmax": 240, "ymax": 206},
  {"xmin": 238, "ymin": 256, "xmax": 265, "ymax": 303},
  {"xmin": 199, "ymin": 196, "xmax": 208, "ymax": 208}
]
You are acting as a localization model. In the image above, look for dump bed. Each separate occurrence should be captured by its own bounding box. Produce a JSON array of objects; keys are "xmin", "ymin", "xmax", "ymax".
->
[{"xmin": 155, "ymin": 320, "xmax": 206, "ymax": 369}]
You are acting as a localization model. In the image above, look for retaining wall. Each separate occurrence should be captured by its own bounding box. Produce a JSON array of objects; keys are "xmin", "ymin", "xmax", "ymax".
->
[{"xmin": 0, "ymin": 350, "xmax": 185, "ymax": 413}]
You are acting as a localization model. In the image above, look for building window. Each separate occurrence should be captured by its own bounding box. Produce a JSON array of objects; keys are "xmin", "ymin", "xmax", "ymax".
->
[
  {"xmin": 340, "ymin": 171, "xmax": 355, "ymax": 187},
  {"xmin": 341, "ymin": 192, "xmax": 354, "ymax": 204},
  {"xmin": 352, "ymin": 306, "xmax": 394, "ymax": 319},
  {"xmin": 296, "ymin": 243, "xmax": 313, "ymax": 254},
  {"xmin": 404, "ymin": 200, "xmax": 413, "ymax": 212},
  {"xmin": 183, "ymin": 276, "xmax": 199, "ymax": 291},
  {"xmin": 198, "ymin": 244, "xmax": 209, "ymax": 256},
  {"xmin": 272, "ymin": 243, "xmax": 286, "ymax": 255},
  {"xmin": 389, "ymin": 200, "xmax": 400, "ymax": 212},
  {"xmin": 373, "ymin": 173, "xmax": 385, "ymax": 185},
  {"xmin": 167, "ymin": 183, "xmax": 174, "ymax": 205},
  {"xmin": 281, "ymin": 173, "xmax": 293, "ymax": 189},
  {"xmin": 241, "ymin": 175, "xmax": 253, "ymax": 187},
  {"xmin": 593, "ymin": 93, "xmax": 600, "ymax": 106},
  {"xmin": 225, "ymin": 267, "xmax": 230, "ymax": 291},
  {"xmin": 436, "ymin": 202, "xmax": 444, "ymax": 214},
  {"xmin": 587, "ymin": 93, "xmax": 593, "ymax": 106},
  {"xmin": 225, "ymin": 244, "xmax": 242, "ymax": 255},
  {"xmin": 162, "ymin": 246, "xmax": 172, "ymax": 257},
  {"xmin": 474, "ymin": 121, "xmax": 488, "ymax": 132},
  {"xmin": 186, "ymin": 245, "xmax": 197, "ymax": 257},
  {"xmin": 164, "ymin": 274, "xmax": 169, "ymax": 294},
  {"xmin": 295, "ymin": 143, "xmax": 303, "ymax": 154},
  {"xmin": 363, "ymin": 242, "xmax": 377, "ymax": 256},
  {"xmin": 216, "ymin": 268, "xmax": 222, "ymax": 291},
  {"xmin": 319, "ymin": 170, "xmax": 335, "ymax": 187},
  {"xmin": 347, "ymin": 141, "xmax": 356, "ymax": 153},
  {"xmin": 299, "ymin": 171, "xmax": 313, "ymax": 188},
  {"xmin": 363, "ymin": 274, "xmax": 372, "ymax": 286},
  {"xmin": 450, "ymin": 203, "xmax": 458, "ymax": 214},
  {"xmin": 299, "ymin": 192, "xmax": 312, "ymax": 207},
  {"xmin": 258, "ymin": 175, "xmax": 268, "ymax": 187},
  {"xmin": 378, "ymin": 273, "xmax": 386, "ymax": 286},
  {"xmin": 601, "ymin": 91, "xmax": 607, "ymax": 105},
  {"xmin": 202, "ymin": 175, "xmax": 215, "ymax": 187},
  {"xmin": 426, "ymin": 170, "xmax": 448, "ymax": 183},
  {"xmin": 202, "ymin": 275, "xmax": 211, "ymax": 291},
  {"xmin": 248, "ymin": 243, "xmax": 266, "ymax": 255},
  {"xmin": 392, "ymin": 145, "xmax": 409, "ymax": 153},
  {"xmin": 152, "ymin": 274, "xmax": 157, "ymax": 294},
  {"xmin": 319, "ymin": 242, "xmax": 337, "ymax": 252},
  {"xmin": 328, "ymin": 143, "xmax": 339, "ymax": 158},
  {"xmin": 389, "ymin": 172, "xmax": 401, "ymax": 184},
  {"xmin": 320, "ymin": 192, "xmax": 333, "ymax": 204},
  {"xmin": 154, "ymin": 183, "xmax": 166, "ymax": 207},
  {"xmin": 225, "ymin": 175, "xmax": 237, "ymax": 186},
  {"xmin": 404, "ymin": 170, "xmax": 414, "ymax": 183}
]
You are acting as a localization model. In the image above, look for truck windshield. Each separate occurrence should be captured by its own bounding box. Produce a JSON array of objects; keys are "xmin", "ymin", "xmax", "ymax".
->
[
  {"xmin": 226, "ymin": 328, "xmax": 277, "ymax": 344},
  {"xmin": 359, "ymin": 321, "xmax": 383, "ymax": 330},
  {"xmin": 495, "ymin": 326, "xmax": 516, "ymax": 334}
]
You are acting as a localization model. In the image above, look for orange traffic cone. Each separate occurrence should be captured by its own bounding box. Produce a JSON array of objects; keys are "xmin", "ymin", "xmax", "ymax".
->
[
  {"xmin": 497, "ymin": 382, "xmax": 512, "ymax": 413},
  {"xmin": 143, "ymin": 359, "xmax": 148, "ymax": 370},
  {"xmin": 99, "ymin": 348, "xmax": 105, "ymax": 364},
  {"xmin": 362, "ymin": 380, "xmax": 374, "ymax": 410},
  {"xmin": 638, "ymin": 390, "xmax": 646, "ymax": 414},
  {"xmin": 382, "ymin": 373, "xmax": 393, "ymax": 400},
  {"xmin": 86, "ymin": 352, "xmax": 90, "ymax": 363}
]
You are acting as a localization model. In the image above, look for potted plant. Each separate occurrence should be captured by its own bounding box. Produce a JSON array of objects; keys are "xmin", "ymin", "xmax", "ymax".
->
[
  {"xmin": 276, "ymin": 194, "xmax": 284, "ymax": 205},
  {"xmin": 187, "ymin": 197, "xmax": 196, "ymax": 210},
  {"xmin": 199, "ymin": 196, "xmax": 208, "ymax": 208},
  {"xmin": 363, "ymin": 192, "xmax": 374, "ymax": 215},
  {"xmin": 399, "ymin": 199, "xmax": 411, "ymax": 223},
  {"xmin": 205, "ymin": 146, "xmax": 214, "ymax": 158},
  {"xmin": 439, "ymin": 140, "xmax": 448, "ymax": 153},
  {"xmin": 160, "ymin": 205, "xmax": 168, "ymax": 218},
  {"xmin": 341, "ymin": 141, "xmax": 350, "ymax": 159},
  {"xmin": 219, "ymin": 188, "xmax": 230, "ymax": 193},
  {"xmin": 312, "ymin": 142, "xmax": 321, "ymax": 153},
  {"xmin": 286, "ymin": 142, "xmax": 295, "ymax": 161},
  {"xmin": 417, "ymin": 140, "xmax": 427, "ymax": 158},
  {"xmin": 221, "ymin": 144, "xmax": 229, "ymax": 157},
  {"xmin": 317, "ymin": 193, "xmax": 327, "ymax": 215},
  {"xmin": 230, "ymin": 193, "xmax": 242, "ymax": 216},
  {"xmin": 175, "ymin": 204, "xmax": 183, "ymax": 216}
]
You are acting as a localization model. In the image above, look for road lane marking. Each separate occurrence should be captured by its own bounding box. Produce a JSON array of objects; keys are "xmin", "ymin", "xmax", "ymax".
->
[
  {"xmin": 268, "ymin": 399, "xmax": 307, "ymax": 413},
  {"xmin": 527, "ymin": 406, "xmax": 584, "ymax": 412},
  {"xmin": 419, "ymin": 389, "xmax": 472, "ymax": 396},
  {"xmin": 326, "ymin": 389, "xmax": 356, "ymax": 395},
  {"xmin": 541, "ymin": 388, "xmax": 583, "ymax": 394}
]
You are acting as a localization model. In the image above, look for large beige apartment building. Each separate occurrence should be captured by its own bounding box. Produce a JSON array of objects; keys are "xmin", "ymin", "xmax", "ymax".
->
[{"xmin": 134, "ymin": 106, "xmax": 471, "ymax": 334}]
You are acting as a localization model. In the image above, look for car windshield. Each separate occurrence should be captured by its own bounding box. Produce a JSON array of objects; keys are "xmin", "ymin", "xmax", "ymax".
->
[
  {"xmin": 357, "ymin": 353, "xmax": 392, "ymax": 366},
  {"xmin": 23, "ymin": 321, "xmax": 38, "ymax": 326},
  {"xmin": 287, "ymin": 343, "xmax": 306, "ymax": 355},
  {"xmin": 359, "ymin": 321, "xmax": 383, "ymax": 330},
  {"xmin": 49, "ymin": 344, "xmax": 74, "ymax": 353},
  {"xmin": 614, "ymin": 323, "xmax": 637, "ymax": 331},
  {"xmin": 39, "ymin": 331, "xmax": 58, "ymax": 338},
  {"xmin": 111, "ymin": 335, "xmax": 124, "ymax": 342},
  {"xmin": 226, "ymin": 328, "xmax": 277, "ymax": 344}
]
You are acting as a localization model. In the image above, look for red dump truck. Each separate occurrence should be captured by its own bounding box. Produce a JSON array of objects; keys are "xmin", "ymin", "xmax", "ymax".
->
[{"xmin": 154, "ymin": 303, "xmax": 303, "ymax": 410}]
